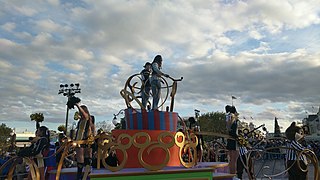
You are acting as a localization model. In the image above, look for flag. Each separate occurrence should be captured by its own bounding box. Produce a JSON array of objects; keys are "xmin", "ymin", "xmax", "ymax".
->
[{"xmin": 232, "ymin": 95, "xmax": 237, "ymax": 99}]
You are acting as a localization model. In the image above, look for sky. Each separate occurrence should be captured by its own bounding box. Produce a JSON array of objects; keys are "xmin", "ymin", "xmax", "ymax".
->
[{"xmin": 0, "ymin": 0, "xmax": 320, "ymax": 134}]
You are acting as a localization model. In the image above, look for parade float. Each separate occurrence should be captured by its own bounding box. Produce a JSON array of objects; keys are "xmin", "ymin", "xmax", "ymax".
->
[
  {"xmin": 86, "ymin": 73, "xmax": 231, "ymax": 180},
  {"xmin": 50, "ymin": 72, "xmax": 320, "ymax": 180},
  {"xmin": 49, "ymin": 73, "xmax": 231, "ymax": 180}
]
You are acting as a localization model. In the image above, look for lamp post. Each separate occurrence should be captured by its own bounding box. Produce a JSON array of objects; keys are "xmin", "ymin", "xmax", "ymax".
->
[
  {"xmin": 58, "ymin": 83, "xmax": 81, "ymax": 135},
  {"xmin": 231, "ymin": 95, "xmax": 237, "ymax": 106},
  {"xmin": 194, "ymin": 109, "xmax": 200, "ymax": 128}
]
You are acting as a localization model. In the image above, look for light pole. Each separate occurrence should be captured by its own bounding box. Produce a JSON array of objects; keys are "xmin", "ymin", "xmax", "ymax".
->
[
  {"xmin": 231, "ymin": 95, "xmax": 237, "ymax": 106},
  {"xmin": 194, "ymin": 109, "xmax": 200, "ymax": 128},
  {"xmin": 58, "ymin": 83, "xmax": 81, "ymax": 135}
]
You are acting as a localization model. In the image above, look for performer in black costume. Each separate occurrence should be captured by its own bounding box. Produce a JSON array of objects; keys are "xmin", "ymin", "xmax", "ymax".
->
[
  {"xmin": 18, "ymin": 126, "xmax": 50, "ymax": 180},
  {"xmin": 140, "ymin": 62, "xmax": 152, "ymax": 109},
  {"xmin": 71, "ymin": 97, "xmax": 95, "ymax": 180},
  {"xmin": 225, "ymin": 105, "xmax": 239, "ymax": 175}
]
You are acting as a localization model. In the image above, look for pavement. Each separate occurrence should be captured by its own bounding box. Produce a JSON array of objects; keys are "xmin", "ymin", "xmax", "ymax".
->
[{"xmin": 242, "ymin": 159, "xmax": 318, "ymax": 180}]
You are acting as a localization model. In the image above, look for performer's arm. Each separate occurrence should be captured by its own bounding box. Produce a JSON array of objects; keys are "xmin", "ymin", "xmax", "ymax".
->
[
  {"xmin": 30, "ymin": 138, "xmax": 48, "ymax": 156},
  {"xmin": 91, "ymin": 119, "xmax": 96, "ymax": 136},
  {"xmin": 152, "ymin": 63, "xmax": 169, "ymax": 77},
  {"xmin": 291, "ymin": 140, "xmax": 305, "ymax": 151},
  {"xmin": 75, "ymin": 103, "xmax": 90, "ymax": 120}
]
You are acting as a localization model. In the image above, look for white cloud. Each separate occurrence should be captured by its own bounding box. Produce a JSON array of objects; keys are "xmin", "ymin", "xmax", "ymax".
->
[
  {"xmin": 1, "ymin": 22, "xmax": 16, "ymax": 32},
  {"xmin": 14, "ymin": 6, "xmax": 38, "ymax": 17},
  {"xmin": 0, "ymin": 0, "xmax": 320, "ymax": 133},
  {"xmin": 248, "ymin": 30, "xmax": 264, "ymax": 40},
  {"xmin": 0, "ymin": 60, "xmax": 12, "ymax": 70},
  {"xmin": 35, "ymin": 19, "xmax": 70, "ymax": 33},
  {"xmin": 47, "ymin": 0, "xmax": 60, "ymax": 6}
]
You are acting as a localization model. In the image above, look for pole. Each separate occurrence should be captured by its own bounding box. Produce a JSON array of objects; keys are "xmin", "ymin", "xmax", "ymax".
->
[
  {"xmin": 64, "ymin": 90, "xmax": 71, "ymax": 135},
  {"xmin": 65, "ymin": 104, "xmax": 69, "ymax": 135},
  {"xmin": 195, "ymin": 109, "xmax": 200, "ymax": 128}
]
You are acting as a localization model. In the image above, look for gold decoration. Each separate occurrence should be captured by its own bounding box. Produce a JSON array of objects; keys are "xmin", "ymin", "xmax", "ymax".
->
[
  {"xmin": 24, "ymin": 157, "xmax": 40, "ymax": 180},
  {"xmin": 101, "ymin": 133, "xmax": 132, "ymax": 172},
  {"xmin": 132, "ymin": 132, "xmax": 151, "ymax": 148},
  {"xmin": 2, "ymin": 157, "xmax": 40, "ymax": 180},
  {"xmin": 120, "ymin": 73, "xmax": 183, "ymax": 111},
  {"xmin": 74, "ymin": 111, "xmax": 81, "ymax": 120},
  {"xmin": 261, "ymin": 145, "xmax": 319, "ymax": 179},
  {"xmin": 237, "ymin": 135, "xmax": 248, "ymax": 146},
  {"xmin": 56, "ymin": 141, "xmax": 72, "ymax": 180},
  {"xmin": 87, "ymin": 134, "xmax": 95, "ymax": 145},
  {"xmin": 133, "ymin": 131, "xmax": 174, "ymax": 171},
  {"xmin": 175, "ymin": 131, "xmax": 198, "ymax": 168}
]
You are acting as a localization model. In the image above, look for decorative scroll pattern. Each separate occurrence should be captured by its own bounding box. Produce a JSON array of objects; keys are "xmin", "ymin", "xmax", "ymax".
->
[
  {"xmin": 133, "ymin": 131, "xmax": 175, "ymax": 170},
  {"xmin": 120, "ymin": 74, "xmax": 183, "ymax": 111},
  {"xmin": 258, "ymin": 146, "xmax": 319, "ymax": 180},
  {"xmin": 101, "ymin": 133, "xmax": 132, "ymax": 172},
  {"xmin": 196, "ymin": 134, "xmax": 320, "ymax": 180},
  {"xmin": 1, "ymin": 131, "xmax": 197, "ymax": 180},
  {"xmin": 174, "ymin": 131, "xmax": 198, "ymax": 168},
  {"xmin": 0, "ymin": 156, "xmax": 40, "ymax": 180},
  {"xmin": 97, "ymin": 131, "xmax": 176, "ymax": 171}
]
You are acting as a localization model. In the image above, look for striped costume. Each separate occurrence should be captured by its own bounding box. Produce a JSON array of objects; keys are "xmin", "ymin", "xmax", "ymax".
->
[
  {"xmin": 286, "ymin": 140, "xmax": 308, "ymax": 180},
  {"xmin": 236, "ymin": 146, "xmax": 254, "ymax": 179}
]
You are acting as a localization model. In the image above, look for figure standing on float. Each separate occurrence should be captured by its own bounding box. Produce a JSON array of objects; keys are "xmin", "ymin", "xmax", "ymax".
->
[
  {"xmin": 151, "ymin": 55, "xmax": 170, "ymax": 110},
  {"xmin": 225, "ymin": 105, "xmax": 239, "ymax": 175},
  {"xmin": 140, "ymin": 62, "xmax": 152, "ymax": 109},
  {"xmin": 73, "ymin": 100, "xmax": 95, "ymax": 180}
]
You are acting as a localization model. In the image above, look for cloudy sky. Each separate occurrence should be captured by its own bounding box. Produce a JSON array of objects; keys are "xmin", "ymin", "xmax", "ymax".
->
[{"xmin": 1, "ymin": 0, "xmax": 320, "ymax": 133}]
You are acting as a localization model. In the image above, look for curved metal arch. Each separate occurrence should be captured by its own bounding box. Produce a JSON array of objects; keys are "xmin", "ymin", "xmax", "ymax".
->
[{"xmin": 121, "ymin": 74, "xmax": 182, "ymax": 111}]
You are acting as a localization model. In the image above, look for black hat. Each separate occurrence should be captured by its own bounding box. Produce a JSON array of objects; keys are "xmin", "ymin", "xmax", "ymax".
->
[{"xmin": 143, "ymin": 62, "xmax": 151, "ymax": 67}]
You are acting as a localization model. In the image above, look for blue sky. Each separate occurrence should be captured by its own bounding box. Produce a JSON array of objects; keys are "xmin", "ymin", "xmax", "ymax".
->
[{"xmin": 0, "ymin": 0, "xmax": 320, "ymax": 133}]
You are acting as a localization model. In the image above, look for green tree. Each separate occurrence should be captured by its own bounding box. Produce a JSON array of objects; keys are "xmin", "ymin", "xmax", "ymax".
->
[
  {"xmin": 0, "ymin": 123, "xmax": 13, "ymax": 152},
  {"xmin": 198, "ymin": 111, "xmax": 227, "ymax": 142}
]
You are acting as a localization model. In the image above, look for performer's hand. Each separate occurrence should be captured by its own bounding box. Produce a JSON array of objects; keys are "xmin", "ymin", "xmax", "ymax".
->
[{"xmin": 31, "ymin": 136, "xmax": 40, "ymax": 143}]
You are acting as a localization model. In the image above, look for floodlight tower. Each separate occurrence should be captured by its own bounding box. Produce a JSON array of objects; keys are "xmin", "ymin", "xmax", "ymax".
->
[{"xmin": 58, "ymin": 83, "xmax": 81, "ymax": 135}]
